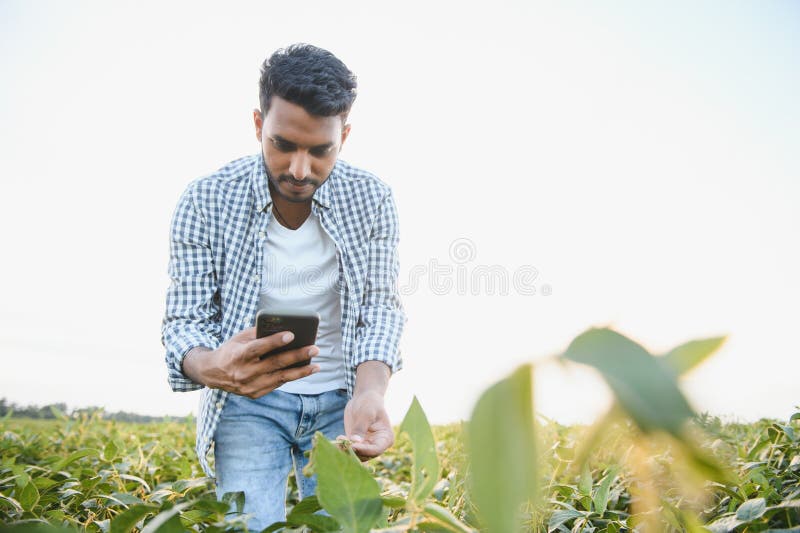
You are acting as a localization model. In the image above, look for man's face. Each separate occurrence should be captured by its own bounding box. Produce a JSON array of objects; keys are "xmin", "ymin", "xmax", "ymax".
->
[{"xmin": 254, "ymin": 95, "xmax": 350, "ymax": 203}]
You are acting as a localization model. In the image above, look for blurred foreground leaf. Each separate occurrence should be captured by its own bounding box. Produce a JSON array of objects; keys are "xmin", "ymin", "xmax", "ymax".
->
[
  {"xmin": 562, "ymin": 328, "xmax": 694, "ymax": 436},
  {"xmin": 562, "ymin": 328, "xmax": 732, "ymax": 485},
  {"xmin": 660, "ymin": 336, "xmax": 727, "ymax": 376},
  {"xmin": 467, "ymin": 364, "xmax": 537, "ymax": 533}
]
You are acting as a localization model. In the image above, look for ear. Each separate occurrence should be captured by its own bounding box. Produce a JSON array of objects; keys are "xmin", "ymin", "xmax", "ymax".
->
[
  {"xmin": 253, "ymin": 109, "xmax": 264, "ymax": 143},
  {"xmin": 339, "ymin": 123, "xmax": 352, "ymax": 151}
]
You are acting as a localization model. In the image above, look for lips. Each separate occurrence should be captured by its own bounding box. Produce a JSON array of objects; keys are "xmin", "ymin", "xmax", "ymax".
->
[{"xmin": 277, "ymin": 174, "xmax": 316, "ymax": 194}]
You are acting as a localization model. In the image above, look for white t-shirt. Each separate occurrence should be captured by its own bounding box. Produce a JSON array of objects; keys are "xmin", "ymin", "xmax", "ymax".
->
[{"xmin": 258, "ymin": 210, "xmax": 346, "ymax": 394}]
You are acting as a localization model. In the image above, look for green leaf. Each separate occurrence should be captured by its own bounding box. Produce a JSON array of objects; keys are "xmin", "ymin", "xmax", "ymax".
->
[
  {"xmin": 15, "ymin": 471, "xmax": 30, "ymax": 488},
  {"xmin": 736, "ymin": 497, "xmax": 766, "ymax": 521},
  {"xmin": 561, "ymin": 328, "xmax": 695, "ymax": 436},
  {"xmin": 417, "ymin": 521, "xmax": 463, "ymax": 532},
  {"xmin": 289, "ymin": 494, "xmax": 322, "ymax": 515},
  {"xmin": 110, "ymin": 492, "xmax": 145, "ymax": 506},
  {"xmin": 706, "ymin": 514, "xmax": 743, "ymax": 532},
  {"xmin": 287, "ymin": 512, "xmax": 341, "ymax": 531},
  {"xmin": 381, "ymin": 495, "xmax": 407, "ymax": 509},
  {"xmin": 118, "ymin": 474, "xmax": 151, "ymax": 492},
  {"xmin": 260, "ymin": 522, "xmax": 289, "ymax": 532},
  {"xmin": 399, "ymin": 396, "xmax": 440, "ymax": 506},
  {"xmin": 771, "ymin": 499, "xmax": 800, "ymax": 510},
  {"xmin": 18, "ymin": 480, "xmax": 40, "ymax": 511},
  {"xmin": 140, "ymin": 502, "xmax": 192, "ymax": 533},
  {"xmin": 221, "ymin": 490, "xmax": 245, "ymax": 514},
  {"xmin": 0, "ymin": 492, "xmax": 23, "ymax": 513},
  {"xmin": 171, "ymin": 477, "xmax": 208, "ymax": 494},
  {"xmin": 660, "ymin": 336, "xmax": 726, "ymax": 376},
  {"xmin": 103, "ymin": 440, "xmax": 119, "ymax": 461},
  {"xmin": 548, "ymin": 508, "xmax": 584, "ymax": 530},
  {"xmin": 110, "ymin": 504, "xmax": 159, "ymax": 533},
  {"xmin": 421, "ymin": 502, "xmax": 475, "ymax": 533},
  {"xmin": 179, "ymin": 509, "xmax": 206, "ymax": 525},
  {"xmin": 287, "ymin": 495, "xmax": 339, "ymax": 531},
  {"xmin": 191, "ymin": 498, "xmax": 231, "ymax": 515},
  {"xmin": 592, "ymin": 466, "xmax": 619, "ymax": 516},
  {"xmin": 311, "ymin": 432, "xmax": 383, "ymax": 533},
  {"xmin": 52, "ymin": 448, "xmax": 100, "ymax": 471},
  {"xmin": 467, "ymin": 364, "xmax": 538, "ymax": 533}
]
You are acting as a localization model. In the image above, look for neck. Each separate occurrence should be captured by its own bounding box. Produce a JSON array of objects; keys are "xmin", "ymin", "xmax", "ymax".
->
[{"xmin": 270, "ymin": 188, "xmax": 311, "ymax": 229}]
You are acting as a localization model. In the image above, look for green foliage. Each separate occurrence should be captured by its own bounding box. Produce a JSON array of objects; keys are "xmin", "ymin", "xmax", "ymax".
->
[
  {"xmin": 1, "ymin": 329, "xmax": 798, "ymax": 532},
  {"xmin": 1, "ymin": 408, "xmax": 799, "ymax": 531}
]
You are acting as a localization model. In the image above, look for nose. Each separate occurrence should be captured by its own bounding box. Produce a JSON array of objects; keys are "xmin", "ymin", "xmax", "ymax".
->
[{"xmin": 288, "ymin": 151, "xmax": 311, "ymax": 181}]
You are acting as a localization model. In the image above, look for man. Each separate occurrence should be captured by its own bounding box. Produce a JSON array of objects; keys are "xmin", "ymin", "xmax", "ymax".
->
[{"xmin": 161, "ymin": 44, "xmax": 405, "ymax": 528}]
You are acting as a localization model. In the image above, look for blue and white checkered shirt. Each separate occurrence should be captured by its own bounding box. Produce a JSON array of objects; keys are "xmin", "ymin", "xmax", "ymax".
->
[{"xmin": 161, "ymin": 153, "xmax": 406, "ymax": 477}]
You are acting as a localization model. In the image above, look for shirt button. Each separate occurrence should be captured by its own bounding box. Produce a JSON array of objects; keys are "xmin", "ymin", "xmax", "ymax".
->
[
  {"xmin": 215, "ymin": 401, "xmax": 223, "ymax": 409},
  {"xmin": 258, "ymin": 231, "xmax": 266, "ymax": 238},
  {"xmin": 252, "ymin": 274, "xmax": 259, "ymax": 282}
]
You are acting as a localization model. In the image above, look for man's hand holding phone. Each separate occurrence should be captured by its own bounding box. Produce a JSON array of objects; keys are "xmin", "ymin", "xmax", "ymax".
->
[{"xmin": 181, "ymin": 327, "xmax": 320, "ymax": 398}]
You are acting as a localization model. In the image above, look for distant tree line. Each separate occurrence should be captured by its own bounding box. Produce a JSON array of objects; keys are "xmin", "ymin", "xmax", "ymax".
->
[{"xmin": 0, "ymin": 398, "xmax": 193, "ymax": 423}]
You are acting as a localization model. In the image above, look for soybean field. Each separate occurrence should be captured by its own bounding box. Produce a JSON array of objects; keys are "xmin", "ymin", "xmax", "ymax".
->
[{"xmin": 1, "ymin": 328, "xmax": 798, "ymax": 532}]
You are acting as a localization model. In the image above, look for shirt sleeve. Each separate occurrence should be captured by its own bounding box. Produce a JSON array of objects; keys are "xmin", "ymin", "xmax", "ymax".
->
[
  {"xmin": 352, "ymin": 190, "xmax": 407, "ymax": 374},
  {"xmin": 161, "ymin": 183, "xmax": 222, "ymax": 392}
]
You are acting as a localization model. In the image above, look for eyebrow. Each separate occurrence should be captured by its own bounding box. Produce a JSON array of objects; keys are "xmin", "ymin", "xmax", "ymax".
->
[{"xmin": 271, "ymin": 134, "xmax": 334, "ymax": 151}]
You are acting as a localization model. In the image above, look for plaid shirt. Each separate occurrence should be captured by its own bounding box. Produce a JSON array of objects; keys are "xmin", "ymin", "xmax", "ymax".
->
[{"xmin": 161, "ymin": 153, "xmax": 405, "ymax": 477}]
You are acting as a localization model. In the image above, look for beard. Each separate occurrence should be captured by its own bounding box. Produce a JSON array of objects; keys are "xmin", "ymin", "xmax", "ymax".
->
[{"xmin": 264, "ymin": 163, "xmax": 322, "ymax": 203}]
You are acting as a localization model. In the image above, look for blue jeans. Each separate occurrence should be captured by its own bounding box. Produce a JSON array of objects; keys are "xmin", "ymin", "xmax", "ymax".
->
[{"xmin": 213, "ymin": 388, "xmax": 348, "ymax": 530}]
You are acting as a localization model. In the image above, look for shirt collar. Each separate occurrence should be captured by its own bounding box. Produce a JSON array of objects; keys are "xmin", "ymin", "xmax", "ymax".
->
[{"xmin": 252, "ymin": 152, "xmax": 336, "ymax": 212}]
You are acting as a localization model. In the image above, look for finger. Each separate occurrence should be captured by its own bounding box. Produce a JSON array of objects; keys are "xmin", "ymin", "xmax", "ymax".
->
[
  {"xmin": 351, "ymin": 439, "xmax": 390, "ymax": 459},
  {"xmin": 243, "ymin": 330, "xmax": 295, "ymax": 361},
  {"xmin": 230, "ymin": 326, "xmax": 258, "ymax": 342},
  {"xmin": 256, "ymin": 345, "xmax": 319, "ymax": 372},
  {"xmin": 244, "ymin": 364, "xmax": 321, "ymax": 398},
  {"xmin": 351, "ymin": 423, "xmax": 394, "ymax": 455}
]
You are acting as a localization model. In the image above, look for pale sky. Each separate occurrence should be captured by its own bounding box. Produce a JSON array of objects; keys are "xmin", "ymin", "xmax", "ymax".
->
[{"xmin": 1, "ymin": 1, "xmax": 798, "ymax": 426}]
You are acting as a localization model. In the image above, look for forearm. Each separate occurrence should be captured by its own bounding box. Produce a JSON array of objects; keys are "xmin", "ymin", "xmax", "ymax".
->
[
  {"xmin": 162, "ymin": 184, "xmax": 222, "ymax": 391},
  {"xmin": 181, "ymin": 346, "xmax": 214, "ymax": 387},
  {"xmin": 353, "ymin": 360, "xmax": 391, "ymax": 397}
]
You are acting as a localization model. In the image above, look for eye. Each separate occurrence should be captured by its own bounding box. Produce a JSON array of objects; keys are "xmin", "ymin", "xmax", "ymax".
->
[
  {"xmin": 272, "ymin": 139, "xmax": 294, "ymax": 152},
  {"xmin": 310, "ymin": 146, "xmax": 333, "ymax": 157}
]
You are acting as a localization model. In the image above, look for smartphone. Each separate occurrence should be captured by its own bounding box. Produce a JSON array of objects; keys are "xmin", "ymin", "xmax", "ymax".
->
[{"xmin": 255, "ymin": 310, "xmax": 320, "ymax": 367}]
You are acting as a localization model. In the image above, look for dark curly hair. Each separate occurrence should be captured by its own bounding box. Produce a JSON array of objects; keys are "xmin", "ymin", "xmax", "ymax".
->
[{"xmin": 259, "ymin": 43, "xmax": 357, "ymax": 118}]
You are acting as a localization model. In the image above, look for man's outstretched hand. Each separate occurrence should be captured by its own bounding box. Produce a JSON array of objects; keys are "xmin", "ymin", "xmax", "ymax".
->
[
  {"xmin": 337, "ymin": 361, "xmax": 394, "ymax": 461},
  {"xmin": 339, "ymin": 389, "xmax": 394, "ymax": 461}
]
